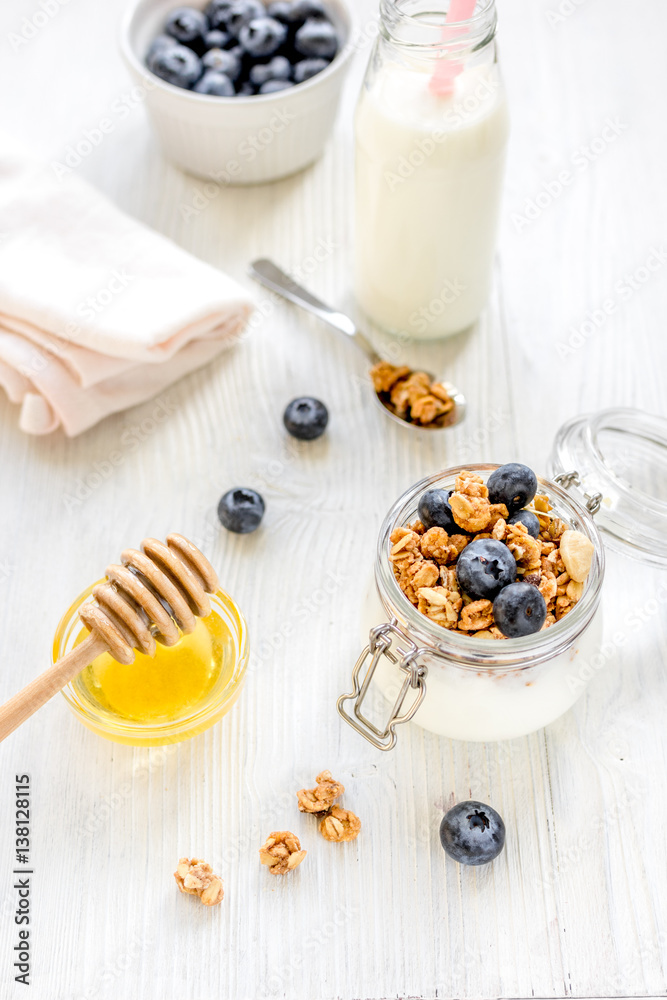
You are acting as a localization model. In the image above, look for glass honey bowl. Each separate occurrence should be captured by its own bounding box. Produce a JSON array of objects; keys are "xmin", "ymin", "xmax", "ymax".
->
[{"xmin": 54, "ymin": 583, "xmax": 248, "ymax": 747}]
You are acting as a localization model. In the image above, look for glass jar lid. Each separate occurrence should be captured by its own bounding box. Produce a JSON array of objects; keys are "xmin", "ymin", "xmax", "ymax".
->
[{"xmin": 549, "ymin": 407, "xmax": 667, "ymax": 567}]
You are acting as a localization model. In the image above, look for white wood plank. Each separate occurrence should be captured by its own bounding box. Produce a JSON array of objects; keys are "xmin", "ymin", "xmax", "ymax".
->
[{"xmin": 0, "ymin": 0, "xmax": 666, "ymax": 997}]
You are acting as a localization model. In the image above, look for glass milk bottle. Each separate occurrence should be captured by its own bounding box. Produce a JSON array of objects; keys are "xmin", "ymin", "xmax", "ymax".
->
[{"xmin": 354, "ymin": 0, "xmax": 509, "ymax": 339}]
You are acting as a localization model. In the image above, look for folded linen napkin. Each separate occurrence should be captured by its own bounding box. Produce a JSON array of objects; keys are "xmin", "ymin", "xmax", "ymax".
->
[{"xmin": 0, "ymin": 140, "xmax": 254, "ymax": 435}]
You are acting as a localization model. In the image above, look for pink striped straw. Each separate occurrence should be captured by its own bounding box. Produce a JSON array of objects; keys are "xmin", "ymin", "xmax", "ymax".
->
[{"xmin": 429, "ymin": 0, "xmax": 478, "ymax": 97}]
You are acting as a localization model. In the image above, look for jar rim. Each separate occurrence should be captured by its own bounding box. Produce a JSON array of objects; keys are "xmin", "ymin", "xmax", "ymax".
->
[
  {"xmin": 374, "ymin": 464, "xmax": 605, "ymax": 671},
  {"xmin": 378, "ymin": 0, "xmax": 497, "ymax": 50}
]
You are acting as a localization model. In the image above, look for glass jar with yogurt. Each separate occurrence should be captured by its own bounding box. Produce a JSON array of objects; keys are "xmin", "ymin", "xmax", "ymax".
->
[
  {"xmin": 354, "ymin": 0, "xmax": 509, "ymax": 339},
  {"xmin": 338, "ymin": 409, "xmax": 667, "ymax": 747}
]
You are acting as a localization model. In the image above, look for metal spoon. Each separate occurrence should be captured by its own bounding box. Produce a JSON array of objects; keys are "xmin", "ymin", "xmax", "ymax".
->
[{"xmin": 248, "ymin": 258, "xmax": 466, "ymax": 431}]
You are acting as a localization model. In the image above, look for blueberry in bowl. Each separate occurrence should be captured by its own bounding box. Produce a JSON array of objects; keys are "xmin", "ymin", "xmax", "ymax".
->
[
  {"xmin": 122, "ymin": 0, "xmax": 355, "ymax": 182},
  {"xmin": 249, "ymin": 55, "xmax": 291, "ymax": 85},
  {"xmin": 148, "ymin": 43, "xmax": 203, "ymax": 88},
  {"xmin": 239, "ymin": 16, "xmax": 287, "ymax": 56},
  {"xmin": 193, "ymin": 69, "xmax": 236, "ymax": 94},
  {"xmin": 142, "ymin": 0, "xmax": 344, "ymax": 97},
  {"xmin": 165, "ymin": 5, "xmax": 209, "ymax": 50},
  {"xmin": 294, "ymin": 18, "xmax": 338, "ymax": 58}
]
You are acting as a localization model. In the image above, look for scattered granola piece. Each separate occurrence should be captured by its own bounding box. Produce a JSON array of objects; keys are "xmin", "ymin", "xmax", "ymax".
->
[
  {"xmin": 174, "ymin": 858, "xmax": 224, "ymax": 906},
  {"xmin": 319, "ymin": 806, "xmax": 361, "ymax": 843},
  {"xmin": 259, "ymin": 832, "xmax": 307, "ymax": 875},
  {"xmin": 559, "ymin": 530, "xmax": 594, "ymax": 583},
  {"xmin": 297, "ymin": 771, "xmax": 344, "ymax": 814}
]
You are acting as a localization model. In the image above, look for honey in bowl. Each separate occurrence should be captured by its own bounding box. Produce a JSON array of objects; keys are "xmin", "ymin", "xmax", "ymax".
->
[
  {"xmin": 74, "ymin": 610, "xmax": 233, "ymax": 724},
  {"xmin": 54, "ymin": 583, "xmax": 249, "ymax": 746}
]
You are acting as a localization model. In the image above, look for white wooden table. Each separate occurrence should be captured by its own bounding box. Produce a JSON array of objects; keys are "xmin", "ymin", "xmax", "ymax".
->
[{"xmin": 1, "ymin": 1, "xmax": 667, "ymax": 997}]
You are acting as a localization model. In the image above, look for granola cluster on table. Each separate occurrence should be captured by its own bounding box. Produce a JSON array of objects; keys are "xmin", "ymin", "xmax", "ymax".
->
[
  {"xmin": 390, "ymin": 465, "xmax": 595, "ymax": 639},
  {"xmin": 370, "ymin": 361, "xmax": 456, "ymax": 427}
]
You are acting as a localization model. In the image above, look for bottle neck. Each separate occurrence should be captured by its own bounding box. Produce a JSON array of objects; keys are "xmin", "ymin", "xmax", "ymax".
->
[{"xmin": 378, "ymin": 0, "xmax": 497, "ymax": 57}]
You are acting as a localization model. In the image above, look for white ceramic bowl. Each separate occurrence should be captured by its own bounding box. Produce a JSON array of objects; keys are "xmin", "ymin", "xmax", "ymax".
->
[{"xmin": 120, "ymin": 0, "xmax": 356, "ymax": 184}]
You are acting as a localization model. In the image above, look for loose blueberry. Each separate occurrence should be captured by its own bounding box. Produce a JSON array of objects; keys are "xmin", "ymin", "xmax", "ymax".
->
[
  {"xmin": 487, "ymin": 463, "xmax": 538, "ymax": 514},
  {"xmin": 289, "ymin": 0, "xmax": 332, "ymax": 23},
  {"xmin": 218, "ymin": 487, "xmax": 265, "ymax": 533},
  {"xmin": 283, "ymin": 397, "xmax": 328, "ymax": 440},
  {"xmin": 507, "ymin": 509, "xmax": 540, "ymax": 539},
  {"xmin": 164, "ymin": 6, "xmax": 209, "ymax": 50},
  {"xmin": 226, "ymin": 0, "xmax": 266, "ymax": 36},
  {"xmin": 194, "ymin": 69, "xmax": 236, "ymax": 95},
  {"xmin": 239, "ymin": 16, "xmax": 288, "ymax": 57},
  {"xmin": 204, "ymin": 0, "xmax": 236, "ymax": 28},
  {"xmin": 439, "ymin": 801, "xmax": 506, "ymax": 866},
  {"xmin": 493, "ymin": 582, "xmax": 547, "ymax": 638},
  {"xmin": 418, "ymin": 488, "xmax": 459, "ymax": 535},
  {"xmin": 456, "ymin": 538, "xmax": 516, "ymax": 601},
  {"xmin": 293, "ymin": 56, "xmax": 329, "ymax": 82},
  {"xmin": 294, "ymin": 18, "xmax": 338, "ymax": 57},
  {"xmin": 148, "ymin": 43, "xmax": 203, "ymax": 88},
  {"xmin": 204, "ymin": 28, "xmax": 232, "ymax": 48},
  {"xmin": 202, "ymin": 46, "xmax": 241, "ymax": 78},
  {"xmin": 249, "ymin": 55, "xmax": 292, "ymax": 86},
  {"xmin": 259, "ymin": 78, "xmax": 295, "ymax": 93}
]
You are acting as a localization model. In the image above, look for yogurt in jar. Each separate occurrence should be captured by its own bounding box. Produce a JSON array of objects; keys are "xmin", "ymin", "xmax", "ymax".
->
[
  {"xmin": 361, "ymin": 583, "xmax": 604, "ymax": 743},
  {"xmin": 339, "ymin": 465, "xmax": 606, "ymax": 747},
  {"xmin": 354, "ymin": 59, "xmax": 509, "ymax": 339}
]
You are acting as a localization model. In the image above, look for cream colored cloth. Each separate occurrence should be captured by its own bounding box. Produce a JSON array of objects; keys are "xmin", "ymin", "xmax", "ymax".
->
[{"xmin": 0, "ymin": 141, "xmax": 254, "ymax": 435}]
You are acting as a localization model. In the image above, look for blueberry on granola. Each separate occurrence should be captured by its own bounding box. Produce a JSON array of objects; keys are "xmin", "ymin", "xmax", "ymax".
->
[
  {"xmin": 493, "ymin": 582, "xmax": 547, "ymax": 638},
  {"xmin": 456, "ymin": 538, "xmax": 516, "ymax": 601},
  {"xmin": 487, "ymin": 463, "xmax": 538, "ymax": 514},
  {"xmin": 418, "ymin": 489, "xmax": 459, "ymax": 535},
  {"xmin": 507, "ymin": 509, "xmax": 540, "ymax": 538}
]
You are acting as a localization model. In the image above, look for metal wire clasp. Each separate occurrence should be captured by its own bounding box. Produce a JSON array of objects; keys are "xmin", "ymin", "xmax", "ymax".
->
[
  {"xmin": 336, "ymin": 622, "xmax": 428, "ymax": 751},
  {"xmin": 554, "ymin": 470, "xmax": 603, "ymax": 515}
]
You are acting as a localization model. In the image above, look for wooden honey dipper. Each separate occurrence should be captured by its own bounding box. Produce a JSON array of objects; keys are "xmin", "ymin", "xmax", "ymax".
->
[{"xmin": 0, "ymin": 533, "xmax": 219, "ymax": 742}]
